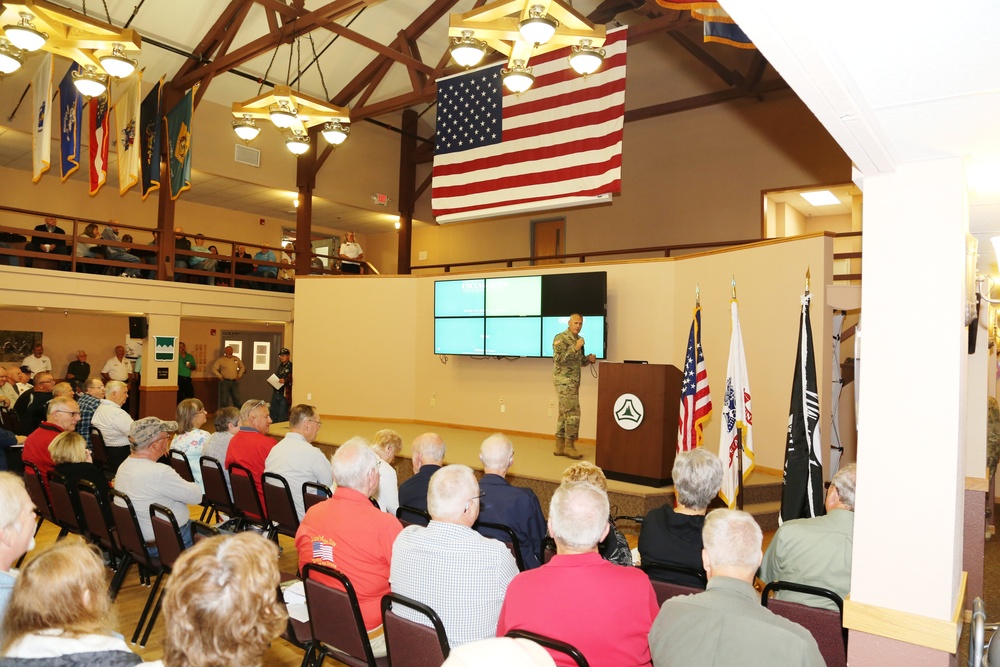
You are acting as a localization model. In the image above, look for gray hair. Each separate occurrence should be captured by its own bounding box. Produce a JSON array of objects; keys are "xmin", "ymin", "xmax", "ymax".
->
[
  {"xmin": 371, "ymin": 429, "xmax": 402, "ymax": 457},
  {"xmin": 0, "ymin": 472, "xmax": 28, "ymax": 532},
  {"xmin": 214, "ymin": 407, "xmax": 240, "ymax": 432},
  {"xmin": 239, "ymin": 399, "xmax": 269, "ymax": 423},
  {"xmin": 413, "ymin": 433, "xmax": 446, "ymax": 464},
  {"xmin": 672, "ymin": 448, "xmax": 724, "ymax": 511},
  {"xmin": 105, "ymin": 380, "xmax": 127, "ymax": 398},
  {"xmin": 85, "ymin": 378, "xmax": 104, "ymax": 391},
  {"xmin": 549, "ymin": 482, "xmax": 609, "ymax": 551},
  {"xmin": 702, "ymin": 509, "xmax": 762, "ymax": 571},
  {"xmin": 831, "ymin": 463, "xmax": 857, "ymax": 510},
  {"xmin": 480, "ymin": 433, "xmax": 513, "ymax": 471},
  {"xmin": 332, "ymin": 437, "xmax": 377, "ymax": 492},
  {"xmin": 46, "ymin": 396, "xmax": 76, "ymax": 418},
  {"xmin": 427, "ymin": 465, "xmax": 478, "ymax": 521},
  {"xmin": 52, "ymin": 382, "xmax": 73, "ymax": 398}
]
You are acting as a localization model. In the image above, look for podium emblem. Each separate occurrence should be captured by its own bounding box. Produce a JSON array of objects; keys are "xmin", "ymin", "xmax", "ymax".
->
[{"xmin": 613, "ymin": 393, "xmax": 644, "ymax": 430}]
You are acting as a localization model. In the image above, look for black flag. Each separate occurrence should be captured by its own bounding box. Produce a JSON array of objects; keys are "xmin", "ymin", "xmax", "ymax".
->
[{"xmin": 779, "ymin": 292, "xmax": 825, "ymax": 523}]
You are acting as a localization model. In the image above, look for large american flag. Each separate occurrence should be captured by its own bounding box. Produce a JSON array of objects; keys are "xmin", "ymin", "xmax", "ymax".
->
[
  {"xmin": 431, "ymin": 27, "xmax": 627, "ymax": 223},
  {"xmin": 678, "ymin": 304, "xmax": 712, "ymax": 452}
]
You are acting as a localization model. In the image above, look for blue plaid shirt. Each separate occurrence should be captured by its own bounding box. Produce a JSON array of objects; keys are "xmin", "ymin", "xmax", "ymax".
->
[{"xmin": 76, "ymin": 393, "xmax": 101, "ymax": 447}]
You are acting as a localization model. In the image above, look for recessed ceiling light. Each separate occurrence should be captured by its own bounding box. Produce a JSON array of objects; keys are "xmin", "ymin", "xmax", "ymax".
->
[{"xmin": 800, "ymin": 190, "xmax": 840, "ymax": 206}]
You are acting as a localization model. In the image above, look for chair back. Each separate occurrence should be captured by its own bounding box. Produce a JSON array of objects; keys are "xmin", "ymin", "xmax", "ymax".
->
[
  {"xmin": 504, "ymin": 629, "xmax": 590, "ymax": 667},
  {"xmin": 303, "ymin": 481, "xmax": 332, "ymax": 512},
  {"xmin": 473, "ymin": 520, "xmax": 525, "ymax": 571},
  {"xmin": 382, "ymin": 593, "xmax": 450, "ymax": 667},
  {"xmin": 109, "ymin": 489, "xmax": 156, "ymax": 569},
  {"xmin": 761, "ymin": 581, "xmax": 847, "ymax": 667},
  {"xmin": 149, "ymin": 504, "xmax": 187, "ymax": 570},
  {"xmin": 396, "ymin": 505, "xmax": 431, "ymax": 528},
  {"xmin": 77, "ymin": 479, "xmax": 117, "ymax": 553},
  {"xmin": 89, "ymin": 427, "xmax": 109, "ymax": 467},
  {"xmin": 47, "ymin": 471, "xmax": 85, "ymax": 533},
  {"xmin": 190, "ymin": 520, "xmax": 221, "ymax": 543},
  {"xmin": 262, "ymin": 472, "xmax": 299, "ymax": 536},
  {"xmin": 642, "ymin": 560, "xmax": 707, "ymax": 588},
  {"xmin": 228, "ymin": 461, "xmax": 265, "ymax": 522},
  {"xmin": 648, "ymin": 579, "xmax": 703, "ymax": 607},
  {"xmin": 302, "ymin": 563, "xmax": 379, "ymax": 667},
  {"xmin": 168, "ymin": 449, "xmax": 196, "ymax": 483},
  {"xmin": 22, "ymin": 461, "xmax": 55, "ymax": 522},
  {"xmin": 201, "ymin": 456, "xmax": 236, "ymax": 516}
]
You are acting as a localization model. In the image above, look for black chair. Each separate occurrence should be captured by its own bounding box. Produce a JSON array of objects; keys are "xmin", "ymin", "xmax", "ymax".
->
[
  {"xmin": 47, "ymin": 470, "xmax": 87, "ymax": 536},
  {"xmin": 168, "ymin": 449, "xmax": 210, "ymax": 520},
  {"xmin": 109, "ymin": 489, "xmax": 163, "ymax": 645},
  {"xmin": 201, "ymin": 456, "xmax": 236, "ymax": 524},
  {"xmin": 303, "ymin": 481, "xmax": 332, "ymax": 512},
  {"xmin": 301, "ymin": 563, "xmax": 388, "ymax": 667},
  {"xmin": 472, "ymin": 520, "xmax": 526, "ymax": 571},
  {"xmin": 504, "ymin": 629, "xmax": 590, "ymax": 667},
  {"xmin": 77, "ymin": 479, "xmax": 125, "ymax": 597},
  {"xmin": 395, "ymin": 506, "xmax": 431, "ymax": 528},
  {"xmin": 228, "ymin": 461, "xmax": 270, "ymax": 533},
  {"xmin": 89, "ymin": 427, "xmax": 113, "ymax": 477},
  {"xmin": 641, "ymin": 560, "xmax": 707, "ymax": 588},
  {"xmin": 23, "ymin": 461, "xmax": 64, "ymax": 538},
  {"xmin": 262, "ymin": 471, "xmax": 300, "ymax": 537},
  {"xmin": 381, "ymin": 593, "xmax": 450, "ymax": 667},
  {"xmin": 761, "ymin": 581, "xmax": 847, "ymax": 667},
  {"xmin": 648, "ymin": 578, "xmax": 703, "ymax": 607},
  {"xmin": 139, "ymin": 504, "xmax": 190, "ymax": 647},
  {"xmin": 190, "ymin": 520, "xmax": 221, "ymax": 543}
]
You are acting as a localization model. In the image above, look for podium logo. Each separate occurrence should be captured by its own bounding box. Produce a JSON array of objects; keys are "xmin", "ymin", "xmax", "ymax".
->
[{"xmin": 613, "ymin": 393, "xmax": 644, "ymax": 431}]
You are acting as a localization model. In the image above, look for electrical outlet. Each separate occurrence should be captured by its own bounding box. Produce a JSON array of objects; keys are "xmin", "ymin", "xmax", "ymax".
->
[
  {"xmin": 500, "ymin": 398, "xmax": 505, "ymax": 413},
  {"xmin": 307, "ymin": 393, "xmax": 312, "ymax": 400},
  {"xmin": 548, "ymin": 401, "xmax": 554, "ymax": 417},
  {"xmin": 430, "ymin": 393, "xmax": 436, "ymax": 407}
]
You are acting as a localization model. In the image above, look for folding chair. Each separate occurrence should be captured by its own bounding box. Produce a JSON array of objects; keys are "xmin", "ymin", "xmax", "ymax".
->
[
  {"xmin": 301, "ymin": 563, "xmax": 388, "ymax": 667},
  {"xmin": 504, "ymin": 629, "xmax": 590, "ymax": 667},
  {"xmin": 191, "ymin": 520, "xmax": 221, "ymax": 543},
  {"xmin": 262, "ymin": 471, "xmax": 300, "ymax": 537},
  {"xmin": 395, "ymin": 506, "xmax": 431, "ymax": 528},
  {"xmin": 761, "ymin": 581, "xmax": 847, "ymax": 667},
  {"xmin": 381, "ymin": 592, "xmax": 450, "ymax": 667},
  {"xmin": 201, "ymin": 456, "xmax": 236, "ymax": 525},
  {"xmin": 169, "ymin": 448, "xmax": 210, "ymax": 520},
  {"xmin": 89, "ymin": 427, "xmax": 113, "ymax": 477},
  {"xmin": 641, "ymin": 560, "xmax": 707, "ymax": 589},
  {"xmin": 47, "ymin": 470, "xmax": 87, "ymax": 536},
  {"xmin": 23, "ymin": 461, "xmax": 64, "ymax": 538},
  {"xmin": 77, "ymin": 479, "xmax": 125, "ymax": 598},
  {"xmin": 109, "ymin": 489, "xmax": 163, "ymax": 645},
  {"xmin": 228, "ymin": 461, "xmax": 273, "ymax": 538},
  {"xmin": 303, "ymin": 481, "xmax": 332, "ymax": 512},
  {"xmin": 472, "ymin": 520, "xmax": 526, "ymax": 571},
  {"xmin": 139, "ymin": 504, "xmax": 190, "ymax": 647}
]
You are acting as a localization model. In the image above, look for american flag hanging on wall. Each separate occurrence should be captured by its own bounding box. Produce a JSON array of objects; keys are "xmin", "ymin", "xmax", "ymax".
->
[
  {"xmin": 431, "ymin": 27, "xmax": 627, "ymax": 223},
  {"xmin": 678, "ymin": 304, "xmax": 712, "ymax": 452}
]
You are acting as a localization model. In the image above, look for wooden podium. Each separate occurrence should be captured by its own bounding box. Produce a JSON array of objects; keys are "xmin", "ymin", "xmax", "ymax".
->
[{"xmin": 596, "ymin": 363, "xmax": 682, "ymax": 487}]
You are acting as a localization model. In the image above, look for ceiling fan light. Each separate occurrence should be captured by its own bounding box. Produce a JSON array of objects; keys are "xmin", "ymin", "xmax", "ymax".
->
[
  {"xmin": 450, "ymin": 30, "xmax": 487, "ymax": 68},
  {"xmin": 269, "ymin": 102, "xmax": 298, "ymax": 129},
  {"xmin": 0, "ymin": 39, "xmax": 24, "ymax": 74},
  {"xmin": 285, "ymin": 132, "xmax": 310, "ymax": 155},
  {"xmin": 99, "ymin": 43, "xmax": 137, "ymax": 78},
  {"xmin": 232, "ymin": 115, "xmax": 260, "ymax": 142},
  {"xmin": 518, "ymin": 6, "xmax": 558, "ymax": 45},
  {"xmin": 72, "ymin": 65, "xmax": 108, "ymax": 98},
  {"xmin": 569, "ymin": 40, "xmax": 605, "ymax": 75},
  {"xmin": 321, "ymin": 120, "xmax": 350, "ymax": 146},
  {"xmin": 4, "ymin": 13, "xmax": 47, "ymax": 52},
  {"xmin": 501, "ymin": 60, "xmax": 534, "ymax": 94}
]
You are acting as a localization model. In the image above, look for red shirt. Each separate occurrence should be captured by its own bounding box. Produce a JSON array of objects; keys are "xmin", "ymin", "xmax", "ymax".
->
[
  {"xmin": 225, "ymin": 427, "xmax": 276, "ymax": 514},
  {"xmin": 22, "ymin": 422, "xmax": 63, "ymax": 493}
]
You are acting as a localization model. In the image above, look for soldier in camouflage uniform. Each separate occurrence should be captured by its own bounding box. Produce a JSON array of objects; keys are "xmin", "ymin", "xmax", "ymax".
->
[{"xmin": 552, "ymin": 314, "xmax": 596, "ymax": 459}]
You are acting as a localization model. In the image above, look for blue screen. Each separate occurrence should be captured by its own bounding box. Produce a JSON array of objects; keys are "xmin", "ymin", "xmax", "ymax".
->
[
  {"xmin": 434, "ymin": 318, "xmax": 485, "ymax": 355},
  {"xmin": 485, "ymin": 276, "xmax": 542, "ymax": 316},
  {"xmin": 542, "ymin": 316, "xmax": 606, "ymax": 359},
  {"xmin": 434, "ymin": 279, "xmax": 485, "ymax": 317},
  {"xmin": 485, "ymin": 318, "xmax": 542, "ymax": 357}
]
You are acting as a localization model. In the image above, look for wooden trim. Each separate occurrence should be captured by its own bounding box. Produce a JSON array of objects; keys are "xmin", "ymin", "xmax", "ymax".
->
[
  {"xmin": 966, "ymin": 476, "xmax": 989, "ymax": 492},
  {"xmin": 843, "ymin": 571, "xmax": 966, "ymax": 653},
  {"xmin": 141, "ymin": 385, "xmax": 179, "ymax": 392},
  {"xmin": 753, "ymin": 465, "xmax": 782, "ymax": 477},
  {"xmin": 312, "ymin": 414, "xmax": 596, "ymax": 445}
]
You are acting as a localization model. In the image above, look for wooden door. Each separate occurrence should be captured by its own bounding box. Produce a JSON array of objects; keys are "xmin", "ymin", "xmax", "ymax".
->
[{"xmin": 532, "ymin": 219, "xmax": 565, "ymax": 265}]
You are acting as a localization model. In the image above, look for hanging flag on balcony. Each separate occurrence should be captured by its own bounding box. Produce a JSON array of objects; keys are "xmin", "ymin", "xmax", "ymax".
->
[
  {"xmin": 31, "ymin": 53, "xmax": 53, "ymax": 183},
  {"xmin": 432, "ymin": 27, "xmax": 627, "ymax": 223},
  {"xmin": 58, "ymin": 62, "xmax": 83, "ymax": 182},
  {"xmin": 88, "ymin": 89, "xmax": 110, "ymax": 195},
  {"xmin": 140, "ymin": 79, "xmax": 162, "ymax": 201},
  {"xmin": 166, "ymin": 86, "xmax": 195, "ymax": 200},
  {"xmin": 656, "ymin": 2, "xmax": 754, "ymax": 49},
  {"xmin": 678, "ymin": 303, "xmax": 712, "ymax": 452},
  {"xmin": 114, "ymin": 71, "xmax": 142, "ymax": 196}
]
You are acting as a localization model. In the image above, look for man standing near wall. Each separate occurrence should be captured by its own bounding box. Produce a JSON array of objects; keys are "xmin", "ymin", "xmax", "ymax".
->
[
  {"xmin": 552, "ymin": 314, "xmax": 595, "ymax": 460},
  {"xmin": 212, "ymin": 346, "xmax": 245, "ymax": 409},
  {"xmin": 177, "ymin": 342, "xmax": 196, "ymax": 403}
]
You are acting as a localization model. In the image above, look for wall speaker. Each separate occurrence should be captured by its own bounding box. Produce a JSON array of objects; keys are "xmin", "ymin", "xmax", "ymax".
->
[{"xmin": 129, "ymin": 316, "xmax": 148, "ymax": 339}]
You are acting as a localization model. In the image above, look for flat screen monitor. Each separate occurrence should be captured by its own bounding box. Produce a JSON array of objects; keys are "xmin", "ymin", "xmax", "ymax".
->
[
  {"xmin": 434, "ymin": 279, "xmax": 485, "ymax": 318},
  {"xmin": 542, "ymin": 316, "xmax": 606, "ymax": 359},
  {"xmin": 486, "ymin": 276, "xmax": 542, "ymax": 316},
  {"xmin": 434, "ymin": 318, "xmax": 485, "ymax": 355},
  {"xmin": 485, "ymin": 317, "xmax": 542, "ymax": 357}
]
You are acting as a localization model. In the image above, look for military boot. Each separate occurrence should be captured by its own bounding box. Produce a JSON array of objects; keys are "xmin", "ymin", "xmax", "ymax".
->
[
  {"xmin": 564, "ymin": 439, "xmax": 583, "ymax": 460},
  {"xmin": 554, "ymin": 437, "xmax": 566, "ymax": 457}
]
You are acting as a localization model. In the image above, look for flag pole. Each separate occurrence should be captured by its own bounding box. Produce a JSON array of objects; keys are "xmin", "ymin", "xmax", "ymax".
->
[
  {"xmin": 696, "ymin": 283, "xmax": 700, "ymax": 307},
  {"xmin": 732, "ymin": 274, "xmax": 744, "ymax": 509},
  {"xmin": 805, "ymin": 267, "xmax": 810, "ymax": 296}
]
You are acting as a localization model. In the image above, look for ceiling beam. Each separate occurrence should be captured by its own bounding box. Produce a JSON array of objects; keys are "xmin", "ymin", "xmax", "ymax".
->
[
  {"xmin": 173, "ymin": 0, "xmax": 251, "ymax": 82},
  {"xmin": 624, "ymin": 78, "xmax": 789, "ymax": 122},
  {"xmin": 668, "ymin": 30, "xmax": 744, "ymax": 87}
]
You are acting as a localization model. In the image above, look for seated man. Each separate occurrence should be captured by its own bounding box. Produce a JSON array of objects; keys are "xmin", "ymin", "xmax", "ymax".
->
[
  {"xmin": 263, "ymin": 404, "xmax": 332, "ymax": 520},
  {"xmin": 23, "ymin": 381, "xmax": 72, "ymax": 438},
  {"xmin": 295, "ymin": 438, "xmax": 402, "ymax": 658},
  {"xmin": 649, "ymin": 509, "xmax": 824, "ymax": 666},
  {"xmin": 188, "ymin": 233, "xmax": 218, "ymax": 284},
  {"xmin": 12, "ymin": 372, "xmax": 55, "ymax": 436},
  {"xmin": 114, "ymin": 417, "xmax": 203, "ymax": 549},
  {"xmin": 100, "ymin": 221, "xmax": 142, "ymax": 277},
  {"xmin": 0, "ymin": 368, "xmax": 19, "ymax": 407},
  {"xmin": 22, "ymin": 396, "xmax": 81, "ymax": 493},
  {"xmin": 75, "ymin": 378, "xmax": 104, "ymax": 447},
  {"xmin": 398, "ymin": 432, "xmax": 445, "ymax": 514},
  {"xmin": 497, "ymin": 482, "xmax": 658, "ymax": 667},
  {"xmin": 477, "ymin": 433, "xmax": 546, "ymax": 569},
  {"xmin": 391, "ymin": 464, "xmax": 518, "ymax": 647},
  {"xmin": 24, "ymin": 217, "xmax": 70, "ymax": 269},
  {"xmin": 91, "ymin": 380, "xmax": 133, "ymax": 471},
  {"xmin": 225, "ymin": 399, "xmax": 277, "ymax": 514},
  {"xmin": 758, "ymin": 463, "xmax": 857, "ymax": 610},
  {"xmin": 0, "ymin": 472, "xmax": 36, "ymax": 621}
]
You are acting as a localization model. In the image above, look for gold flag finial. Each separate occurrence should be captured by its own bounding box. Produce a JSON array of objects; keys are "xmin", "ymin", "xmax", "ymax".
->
[
  {"xmin": 696, "ymin": 283, "xmax": 700, "ymax": 306},
  {"xmin": 731, "ymin": 275, "xmax": 737, "ymax": 300},
  {"xmin": 805, "ymin": 267, "xmax": 811, "ymax": 295}
]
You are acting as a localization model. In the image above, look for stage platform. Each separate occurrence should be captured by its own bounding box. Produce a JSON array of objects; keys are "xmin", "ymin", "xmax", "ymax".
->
[{"xmin": 268, "ymin": 416, "xmax": 784, "ymax": 532}]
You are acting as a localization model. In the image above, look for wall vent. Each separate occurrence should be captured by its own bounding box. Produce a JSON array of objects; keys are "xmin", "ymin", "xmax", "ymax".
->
[{"xmin": 234, "ymin": 144, "xmax": 260, "ymax": 167}]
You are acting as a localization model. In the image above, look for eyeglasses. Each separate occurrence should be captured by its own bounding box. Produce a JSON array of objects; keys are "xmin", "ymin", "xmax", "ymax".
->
[
  {"xmin": 308, "ymin": 419, "xmax": 322, "ymax": 427},
  {"xmin": 54, "ymin": 411, "xmax": 81, "ymax": 417},
  {"xmin": 465, "ymin": 490, "xmax": 486, "ymax": 512}
]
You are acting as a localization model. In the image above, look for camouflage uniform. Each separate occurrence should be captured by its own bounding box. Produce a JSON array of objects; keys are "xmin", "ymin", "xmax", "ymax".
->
[{"xmin": 553, "ymin": 328, "xmax": 591, "ymax": 443}]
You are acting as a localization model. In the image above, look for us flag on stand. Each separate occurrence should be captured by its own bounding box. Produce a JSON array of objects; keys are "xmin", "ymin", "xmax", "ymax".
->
[
  {"xmin": 431, "ymin": 27, "xmax": 627, "ymax": 223},
  {"xmin": 678, "ymin": 304, "xmax": 712, "ymax": 452}
]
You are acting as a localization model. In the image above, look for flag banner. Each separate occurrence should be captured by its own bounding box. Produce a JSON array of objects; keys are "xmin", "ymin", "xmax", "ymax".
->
[
  {"xmin": 89, "ymin": 91, "xmax": 111, "ymax": 195},
  {"xmin": 779, "ymin": 292, "xmax": 825, "ymax": 524},
  {"xmin": 701, "ymin": 14, "xmax": 754, "ymax": 50},
  {"xmin": 31, "ymin": 53, "xmax": 53, "ymax": 183},
  {"xmin": 718, "ymin": 298, "xmax": 753, "ymax": 508},
  {"xmin": 431, "ymin": 26, "xmax": 627, "ymax": 223},
  {"xmin": 114, "ymin": 71, "xmax": 142, "ymax": 195},
  {"xmin": 58, "ymin": 62, "xmax": 83, "ymax": 181},
  {"xmin": 166, "ymin": 87, "xmax": 194, "ymax": 199},
  {"xmin": 140, "ymin": 79, "xmax": 162, "ymax": 200},
  {"xmin": 678, "ymin": 304, "xmax": 712, "ymax": 452},
  {"xmin": 829, "ymin": 311, "xmax": 846, "ymax": 478}
]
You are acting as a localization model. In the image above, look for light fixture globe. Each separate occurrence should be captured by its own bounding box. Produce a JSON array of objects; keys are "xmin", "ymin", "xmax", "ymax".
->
[
  {"xmin": 450, "ymin": 30, "xmax": 486, "ymax": 68},
  {"xmin": 501, "ymin": 60, "xmax": 534, "ymax": 94},
  {"xmin": 569, "ymin": 39, "xmax": 605, "ymax": 75},
  {"xmin": 0, "ymin": 39, "xmax": 24, "ymax": 74},
  {"xmin": 321, "ymin": 120, "xmax": 350, "ymax": 146},
  {"xmin": 285, "ymin": 132, "xmax": 310, "ymax": 155},
  {"xmin": 99, "ymin": 43, "xmax": 137, "ymax": 79},
  {"xmin": 4, "ymin": 13, "xmax": 47, "ymax": 52},
  {"xmin": 269, "ymin": 101, "xmax": 298, "ymax": 129},
  {"xmin": 518, "ymin": 5, "xmax": 557, "ymax": 45},
  {"xmin": 72, "ymin": 65, "xmax": 108, "ymax": 98},
  {"xmin": 232, "ymin": 115, "xmax": 260, "ymax": 142}
]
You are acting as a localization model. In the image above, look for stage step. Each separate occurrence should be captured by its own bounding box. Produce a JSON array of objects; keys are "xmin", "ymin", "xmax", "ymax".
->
[{"xmin": 744, "ymin": 500, "xmax": 781, "ymax": 532}]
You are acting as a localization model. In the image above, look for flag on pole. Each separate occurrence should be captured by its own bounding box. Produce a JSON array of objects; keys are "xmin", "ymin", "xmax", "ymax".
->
[
  {"xmin": 89, "ymin": 91, "xmax": 111, "ymax": 195},
  {"xmin": 829, "ymin": 311, "xmax": 846, "ymax": 478},
  {"xmin": 31, "ymin": 53, "xmax": 54, "ymax": 183},
  {"xmin": 114, "ymin": 71, "xmax": 142, "ymax": 195},
  {"xmin": 678, "ymin": 304, "xmax": 712, "ymax": 451},
  {"xmin": 58, "ymin": 63, "xmax": 83, "ymax": 181},
  {"xmin": 139, "ymin": 79, "xmax": 162, "ymax": 200},
  {"xmin": 431, "ymin": 27, "xmax": 627, "ymax": 223},
  {"xmin": 166, "ymin": 87, "xmax": 194, "ymax": 199},
  {"xmin": 718, "ymin": 297, "xmax": 753, "ymax": 508},
  {"xmin": 778, "ymin": 291, "xmax": 825, "ymax": 523}
]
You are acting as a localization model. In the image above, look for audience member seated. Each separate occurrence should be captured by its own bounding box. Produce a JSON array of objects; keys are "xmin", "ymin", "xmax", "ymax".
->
[
  {"xmin": 188, "ymin": 234, "xmax": 218, "ymax": 284},
  {"xmin": 49, "ymin": 431, "xmax": 110, "ymax": 505},
  {"xmin": 0, "ymin": 472, "xmax": 36, "ymax": 632},
  {"xmin": 23, "ymin": 396, "xmax": 81, "ymax": 493},
  {"xmin": 91, "ymin": 381, "xmax": 133, "ymax": 472},
  {"xmin": 0, "ymin": 368, "xmax": 19, "ymax": 407},
  {"xmin": 391, "ymin": 464, "xmax": 518, "ymax": 647},
  {"xmin": 0, "ymin": 427, "xmax": 19, "ymax": 472},
  {"xmin": 203, "ymin": 407, "xmax": 239, "ymax": 467},
  {"xmin": 100, "ymin": 221, "xmax": 142, "ymax": 277},
  {"xmin": 638, "ymin": 447, "xmax": 723, "ymax": 586},
  {"xmin": 76, "ymin": 379, "xmax": 104, "ymax": 448},
  {"xmin": 170, "ymin": 399, "xmax": 210, "ymax": 490},
  {"xmin": 441, "ymin": 637, "xmax": 556, "ymax": 667},
  {"xmin": 371, "ymin": 428, "xmax": 402, "ymax": 514},
  {"xmin": 0, "ymin": 541, "xmax": 141, "ymax": 665},
  {"xmin": 478, "ymin": 433, "xmax": 546, "ymax": 569},
  {"xmin": 233, "ymin": 245, "xmax": 253, "ymax": 288},
  {"xmin": 263, "ymin": 404, "xmax": 332, "ymax": 520},
  {"xmin": 758, "ymin": 463, "xmax": 857, "ymax": 611},
  {"xmin": 251, "ymin": 243, "xmax": 277, "ymax": 289},
  {"xmin": 225, "ymin": 399, "xmax": 277, "ymax": 512},
  {"xmin": 13, "ymin": 368, "xmax": 31, "ymax": 396},
  {"xmin": 173, "ymin": 227, "xmax": 192, "ymax": 276},
  {"xmin": 295, "ymin": 438, "xmax": 402, "ymax": 658},
  {"xmin": 75, "ymin": 223, "xmax": 101, "ymax": 271},
  {"xmin": 649, "ymin": 509, "xmax": 824, "ymax": 666},
  {"xmin": 23, "ymin": 217, "xmax": 70, "ymax": 269},
  {"xmin": 497, "ymin": 482, "xmax": 658, "ymax": 667},
  {"xmin": 398, "ymin": 432, "xmax": 446, "ymax": 514},
  {"xmin": 13, "ymin": 372, "xmax": 56, "ymax": 436},
  {"xmin": 114, "ymin": 417, "xmax": 202, "ymax": 551},
  {"xmin": 559, "ymin": 461, "xmax": 633, "ymax": 566},
  {"xmin": 25, "ymin": 381, "xmax": 72, "ymax": 439}
]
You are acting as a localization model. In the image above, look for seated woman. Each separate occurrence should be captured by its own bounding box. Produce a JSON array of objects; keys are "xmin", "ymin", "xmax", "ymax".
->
[
  {"xmin": 637, "ymin": 447, "xmax": 723, "ymax": 587},
  {"xmin": 0, "ymin": 541, "xmax": 141, "ymax": 665},
  {"xmin": 559, "ymin": 461, "xmax": 633, "ymax": 567},
  {"xmin": 49, "ymin": 431, "xmax": 110, "ymax": 506},
  {"xmin": 170, "ymin": 398, "xmax": 210, "ymax": 490},
  {"xmin": 143, "ymin": 532, "xmax": 287, "ymax": 667}
]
